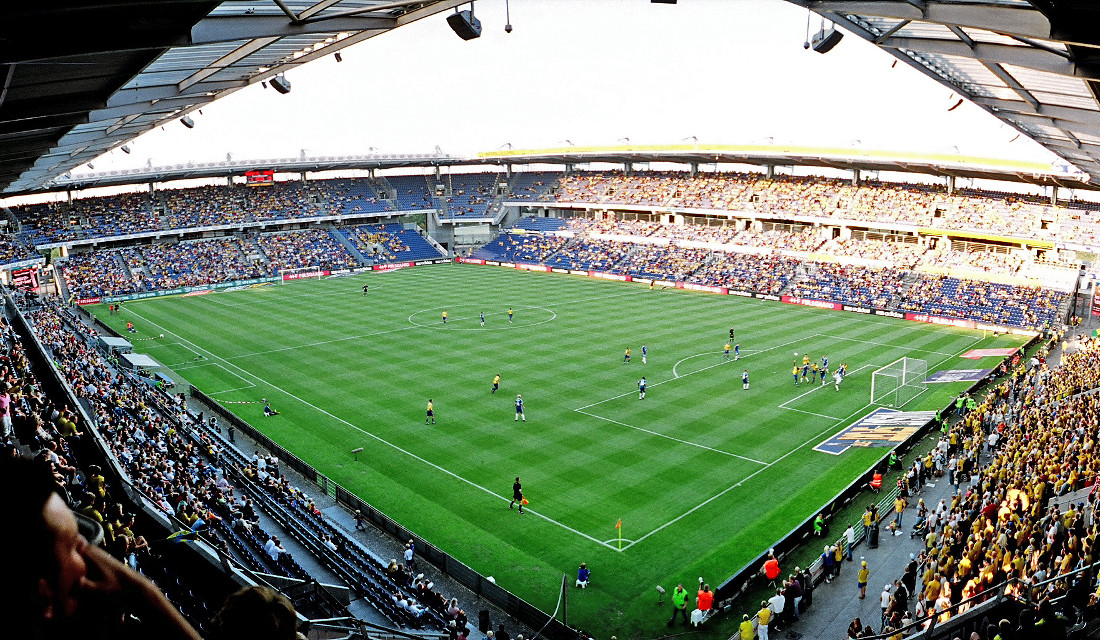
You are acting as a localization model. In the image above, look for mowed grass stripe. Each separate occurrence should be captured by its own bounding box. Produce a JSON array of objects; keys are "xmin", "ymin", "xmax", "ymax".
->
[{"xmin": 92, "ymin": 264, "xmax": 1029, "ymax": 639}]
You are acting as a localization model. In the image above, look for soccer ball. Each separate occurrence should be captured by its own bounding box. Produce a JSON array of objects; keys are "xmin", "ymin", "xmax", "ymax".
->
[
  {"xmin": 160, "ymin": 333, "xmax": 165, "ymax": 338},
  {"xmin": 793, "ymin": 352, "xmax": 798, "ymax": 356}
]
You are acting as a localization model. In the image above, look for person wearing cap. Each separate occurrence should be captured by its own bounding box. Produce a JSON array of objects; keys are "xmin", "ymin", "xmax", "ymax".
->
[
  {"xmin": 858, "ymin": 560, "xmax": 869, "ymax": 599},
  {"xmin": 739, "ymin": 613, "xmax": 755, "ymax": 640},
  {"xmin": 757, "ymin": 600, "xmax": 772, "ymax": 640},
  {"xmin": 354, "ymin": 510, "xmax": 365, "ymax": 530},
  {"xmin": 880, "ymin": 584, "xmax": 892, "ymax": 624}
]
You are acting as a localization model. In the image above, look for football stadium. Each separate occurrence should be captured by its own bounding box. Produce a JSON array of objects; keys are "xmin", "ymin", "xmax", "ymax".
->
[{"xmin": 2, "ymin": 2, "xmax": 1100, "ymax": 640}]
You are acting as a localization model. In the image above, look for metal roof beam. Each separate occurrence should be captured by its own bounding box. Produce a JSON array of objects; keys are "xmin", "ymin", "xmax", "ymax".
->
[
  {"xmin": 1003, "ymin": 112, "xmax": 1100, "ymax": 138},
  {"xmin": 88, "ymin": 96, "xmax": 202, "ymax": 121},
  {"xmin": 800, "ymin": 1, "xmax": 1064, "ymax": 44},
  {"xmin": 973, "ymin": 96, "xmax": 1100, "ymax": 123},
  {"xmin": 983, "ymin": 62, "xmax": 1040, "ymax": 110},
  {"xmin": 873, "ymin": 19, "xmax": 910, "ymax": 45},
  {"xmin": 105, "ymin": 80, "xmax": 245, "ymax": 108},
  {"xmin": 879, "ymin": 37, "xmax": 1093, "ymax": 79},
  {"xmin": 178, "ymin": 37, "xmax": 278, "ymax": 91},
  {"xmin": 189, "ymin": 15, "xmax": 395, "ymax": 45}
]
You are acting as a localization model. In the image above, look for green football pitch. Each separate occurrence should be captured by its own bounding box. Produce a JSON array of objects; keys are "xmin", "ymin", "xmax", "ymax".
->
[{"xmin": 90, "ymin": 263, "xmax": 1027, "ymax": 638}]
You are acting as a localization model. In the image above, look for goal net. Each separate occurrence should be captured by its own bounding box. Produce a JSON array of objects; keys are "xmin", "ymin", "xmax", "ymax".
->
[
  {"xmin": 279, "ymin": 265, "xmax": 323, "ymax": 283},
  {"xmin": 871, "ymin": 357, "xmax": 928, "ymax": 408}
]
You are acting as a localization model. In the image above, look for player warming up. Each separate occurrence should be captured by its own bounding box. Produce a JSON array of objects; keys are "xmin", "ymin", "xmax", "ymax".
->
[
  {"xmin": 642, "ymin": 343, "xmax": 648, "ymax": 364},
  {"xmin": 442, "ymin": 310, "xmax": 448, "ymax": 325},
  {"xmin": 515, "ymin": 394, "xmax": 526, "ymax": 422},
  {"xmin": 491, "ymin": 373, "xmax": 501, "ymax": 394},
  {"xmin": 480, "ymin": 312, "xmax": 485, "ymax": 327},
  {"xmin": 638, "ymin": 377, "xmax": 646, "ymax": 399},
  {"xmin": 508, "ymin": 308, "xmax": 514, "ymax": 324},
  {"xmin": 426, "ymin": 398, "xmax": 435, "ymax": 424},
  {"xmin": 510, "ymin": 477, "xmax": 524, "ymax": 513},
  {"xmin": 742, "ymin": 369, "xmax": 750, "ymax": 390},
  {"xmin": 623, "ymin": 347, "xmax": 631, "ymax": 364}
]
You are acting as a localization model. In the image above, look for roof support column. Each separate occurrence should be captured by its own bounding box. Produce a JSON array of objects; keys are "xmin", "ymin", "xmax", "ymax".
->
[
  {"xmin": 947, "ymin": 175, "xmax": 955, "ymax": 195},
  {"xmin": 766, "ymin": 165, "xmax": 775, "ymax": 179},
  {"xmin": 852, "ymin": 168, "xmax": 860, "ymax": 186}
]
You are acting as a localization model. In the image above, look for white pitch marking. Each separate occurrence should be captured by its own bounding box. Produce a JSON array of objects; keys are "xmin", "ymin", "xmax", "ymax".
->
[{"xmin": 126, "ymin": 307, "xmax": 620, "ymax": 551}]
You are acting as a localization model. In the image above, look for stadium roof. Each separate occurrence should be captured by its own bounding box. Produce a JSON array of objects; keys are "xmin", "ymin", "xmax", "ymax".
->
[
  {"xmin": 15, "ymin": 143, "xmax": 1096, "ymax": 196},
  {"xmin": 788, "ymin": 0, "xmax": 1100, "ymax": 183},
  {"xmin": 0, "ymin": 0, "xmax": 467, "ymax": 195}
]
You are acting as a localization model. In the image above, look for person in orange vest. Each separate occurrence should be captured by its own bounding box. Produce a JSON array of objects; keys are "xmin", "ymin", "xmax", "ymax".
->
[
  {"xmin": 870, "ymin": 471, "xmax": 883, "ymax": 492},
  {"xmin": 763, "ymin": 550, "xmax": 780, "ymax": 586},
  {"xmin": 697, "ymin": 584, "xmax": 713, "ymax": 614},
  {"xmin": 126, "ymin": 321, "xmax": 134, "ymax": 333}
]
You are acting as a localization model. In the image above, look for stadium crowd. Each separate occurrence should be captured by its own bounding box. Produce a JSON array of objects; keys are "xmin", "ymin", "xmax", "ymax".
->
[
  {"xmin": 472, "ymin": 217, "xmax": 1068, "ymax": 329},
  {"xmin": 6, "ymin": 298, "xmax": 489, "ymax": 635},
  {"xmin": 841, "ymin": 333, "xmax": 1100, "ymax": 639},
  {"xmin": 256, "ymin": 229, "xmax": 358, "ymax": 272},
  {"xmin": 8, "ymin": 171, "xmax": 1100, "ymax": 254},
  {"xmin": 790, "ymin": 264, "xmax": 907, "ymax": 309}
]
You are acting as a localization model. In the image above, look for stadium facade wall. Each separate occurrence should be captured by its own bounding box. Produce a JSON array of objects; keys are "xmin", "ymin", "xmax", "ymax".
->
[{"xmin": 455, "ymin": 258, "xmax": 1041, "ymax": 337}]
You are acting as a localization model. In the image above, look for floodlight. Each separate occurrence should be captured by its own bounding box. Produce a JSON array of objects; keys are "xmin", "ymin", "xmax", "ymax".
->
[
  {"xmin": 811, "ymin": 25, "xmax": 843, "ymax": 53},
  {"xmin": 447, "ymin": 7, "xmax": 481, "ymax": 40},
  {"xmin": 181, "ymin": 116, "xmax": 195, "ymax": 129},
  {"xmin": 121, "ymin": 145, "xmax": 131, "ymax": 154},
  {"xmin": 270, "ymin": 74, "xmax": 291, "ymax": 94}
]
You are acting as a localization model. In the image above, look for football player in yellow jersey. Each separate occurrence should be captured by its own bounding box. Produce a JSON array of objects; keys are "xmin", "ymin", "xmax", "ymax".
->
[
  {"xmin": 508, "ymin": 308, "xmax": 514, "ymax": 323},
  {"xmin": 623, "ymin": 347, "xmax": 631, "ymax": 364},
  {"xmin": 793, "ymin": 362, "xmax": 801, "ymax": 386},
  {"xmin": 426, "ymin": 399, "xmax": 435, "ymax": 425},
  {"xmin": 441, "ymin": 311, "xmax": 447, "ymax": 325},
  {"xmin": 491, "ymin": 373, "xmax": 501, "ymax": 394},
  {"xmin": 724, "ymin": 343, "xmax": 731, "ymax": 361}
]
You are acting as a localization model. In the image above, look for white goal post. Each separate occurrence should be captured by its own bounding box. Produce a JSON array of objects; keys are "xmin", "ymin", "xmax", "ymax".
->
[
  {"xmin": 278, "ymin": 265, "xmax": 324, "ymax": 282},
  {"xmin": 870, "ymin": 357, "xmax": 928, "ymax": 408}
]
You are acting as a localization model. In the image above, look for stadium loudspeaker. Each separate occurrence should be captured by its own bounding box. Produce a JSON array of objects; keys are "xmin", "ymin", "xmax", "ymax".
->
[
  {"xmin": 447, "ymin": 10, "xmax": 482, "ymax": 40},
  {"xmin": 180, "ymin": 116, "xmax": 195, "ymax": 129},
  {"xmin": 270, "ymin": 74, "xmax": 292, "ymax": 94},
  {"xmin": 811, "ymin": 27, "xmax": 843, "ymax": 53}
]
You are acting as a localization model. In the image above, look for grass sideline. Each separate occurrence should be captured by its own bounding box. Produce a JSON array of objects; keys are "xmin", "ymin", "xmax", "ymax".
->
[{"xmin": 89, "ymin": 263, "xmax": 1028, "ymax": 638}]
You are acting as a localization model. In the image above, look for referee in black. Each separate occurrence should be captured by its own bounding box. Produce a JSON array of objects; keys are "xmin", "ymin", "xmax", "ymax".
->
[{"xmin": 509, "ymin": 477, "xmax": 524, "ymax": 514}]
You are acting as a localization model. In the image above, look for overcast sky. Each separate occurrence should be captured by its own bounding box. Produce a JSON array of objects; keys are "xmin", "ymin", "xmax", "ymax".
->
[{"xmin": 82, "ymin": 0, "xmax": 1059, "ymax": 173}]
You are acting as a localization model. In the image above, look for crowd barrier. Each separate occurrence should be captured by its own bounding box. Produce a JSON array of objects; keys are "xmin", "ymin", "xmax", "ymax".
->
[{"xmin": 190, "ymin": 385, "xmax": 578, "ymax": 640}]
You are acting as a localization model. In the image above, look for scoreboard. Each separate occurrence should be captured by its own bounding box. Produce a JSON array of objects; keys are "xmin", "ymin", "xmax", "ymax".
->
[
  {"xmin": 11, "ymin": 267, "xmax": 39, "ymax": 292},
  {"xmin": 245, "ymin": 169, "xmax": 274, "ymax": 186}
]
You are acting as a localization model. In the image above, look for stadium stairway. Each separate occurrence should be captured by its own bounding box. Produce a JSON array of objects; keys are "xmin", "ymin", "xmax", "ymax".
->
[{"xmin": 331, "ymin": 228, "xmax": 369, "ymax": 265}]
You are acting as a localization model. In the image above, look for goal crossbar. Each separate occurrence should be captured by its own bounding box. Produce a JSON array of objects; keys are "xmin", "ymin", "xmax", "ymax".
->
[{"xmin": 871, "ymin": 356, "xmax": 928, "ymax": 408}]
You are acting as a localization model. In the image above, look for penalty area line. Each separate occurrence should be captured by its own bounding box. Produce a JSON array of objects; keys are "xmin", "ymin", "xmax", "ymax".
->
[
  {"xmin": 125, "ymin": 307, "xmax": 621, "ymax": 552},
  {"xmin": 575, "ymin": 409, "xmax": 768, "ymax": 466}
]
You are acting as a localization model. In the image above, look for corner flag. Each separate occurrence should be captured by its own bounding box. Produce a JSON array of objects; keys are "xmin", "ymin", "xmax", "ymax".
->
[
  {"xmin": 616, "ymin": 518, "xmax": 622, "ymax": 550},
  {"xmin": 615, "ymin": 518, "xmax": 622, "ymax": 529}
]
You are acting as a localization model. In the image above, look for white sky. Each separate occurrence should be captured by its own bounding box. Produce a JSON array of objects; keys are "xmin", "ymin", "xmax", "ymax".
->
[{"xmin": 82, "ymin": 0, "xmax": 1059, "ymax": 173}]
